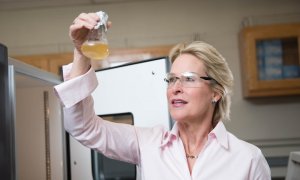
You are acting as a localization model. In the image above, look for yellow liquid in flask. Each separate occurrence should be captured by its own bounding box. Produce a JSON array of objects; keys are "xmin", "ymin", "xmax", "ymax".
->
[{"xmin": 81, "ymin": 42, "xmax": 109, "ymax": 60}]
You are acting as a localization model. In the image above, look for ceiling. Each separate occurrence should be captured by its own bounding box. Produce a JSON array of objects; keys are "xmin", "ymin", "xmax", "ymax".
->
[{"xmin": 0, "ymin": 0, "xmax": 151, "ymax": 11}]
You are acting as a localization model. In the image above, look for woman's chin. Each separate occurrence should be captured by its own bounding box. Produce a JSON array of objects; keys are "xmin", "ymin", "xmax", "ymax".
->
[{"xmin": 170, "ymin": 114, "xmax": 188, "ymax": 123}]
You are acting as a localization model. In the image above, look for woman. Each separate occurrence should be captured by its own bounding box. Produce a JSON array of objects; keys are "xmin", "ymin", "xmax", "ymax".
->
[{"xmin": 54, "ymin": 12, "xmax": 271, "ymax": 179}]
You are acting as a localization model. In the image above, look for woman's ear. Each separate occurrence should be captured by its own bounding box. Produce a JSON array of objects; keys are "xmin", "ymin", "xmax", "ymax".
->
[{"xmin": 212, "ymin": 91, "xmax": 222, "ymax": 103}]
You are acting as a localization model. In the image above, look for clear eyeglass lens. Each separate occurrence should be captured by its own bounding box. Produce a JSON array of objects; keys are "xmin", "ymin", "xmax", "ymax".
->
[{"xmin": 166, "ymin": 73, "xmax": 201, "ymax": 88}]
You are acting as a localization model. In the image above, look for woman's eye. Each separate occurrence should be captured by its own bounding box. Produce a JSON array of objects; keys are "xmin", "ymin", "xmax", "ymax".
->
[
  {"xmin": 169, "ymin": 77, "xmax": 177, "ymax": 83},
  {"xmin": 184, "ymin": 76, "xmax": 195, "ymax": 82}
]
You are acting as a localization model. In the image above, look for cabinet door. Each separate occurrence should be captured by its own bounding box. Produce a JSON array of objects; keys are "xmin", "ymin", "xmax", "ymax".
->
[
  {"xmin": 13, "ymin": 53, "xmax": 73, "ymax": 76},
  {"xmin": 239, "ymin": 23, "xmax": 300, "ymax": 98},
  {"xmin": 48, "ymin": 54, "xmax": 73, "ymax": 76},
  {"xmin": 13, "ymin": 45, "xmax": 173, "ymax": 76},
  {"xmin": 15, "ymin": 55, "xmax": 50, "ymax": 72}
]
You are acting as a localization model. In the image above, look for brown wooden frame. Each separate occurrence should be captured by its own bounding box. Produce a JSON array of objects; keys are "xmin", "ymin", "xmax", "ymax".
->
[
  {"xmin": 13, "ymin": 45, "xmax": 173, "ymax": 76},
  {"xmin": 239, "ymin": 23, "xmax": 300, "ymax": 98}
]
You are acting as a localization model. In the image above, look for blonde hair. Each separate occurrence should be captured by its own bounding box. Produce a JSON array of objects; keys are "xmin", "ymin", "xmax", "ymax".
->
[{"xmin": 169, "ymin": 41, "xmax": 234, "ymax": 124}]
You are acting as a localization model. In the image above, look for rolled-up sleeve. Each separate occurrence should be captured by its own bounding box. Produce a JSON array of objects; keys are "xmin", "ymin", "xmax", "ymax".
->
[
  {"xmin": 54, "ymin": 63, "xmax": 98, "ymax": 108},
  {"xmin": 53, "ymin": 64, "xmax": 140, "ymax": 165}
]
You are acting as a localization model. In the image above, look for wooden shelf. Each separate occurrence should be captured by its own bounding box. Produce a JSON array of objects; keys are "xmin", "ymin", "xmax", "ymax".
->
[
  {"xmin": 239, "ymin": 23, "xmax": 300, "ymax": 98},
  {"xmin": 12, "ymin": 45, "xmax": 173, "ymax": 76}
]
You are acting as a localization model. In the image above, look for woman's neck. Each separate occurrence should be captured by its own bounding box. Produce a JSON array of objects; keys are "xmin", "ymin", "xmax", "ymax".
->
[
  {"xmin": 178, "ymin": 119, "xmax": 213, "ymax": 174},
  {"xmin": 178, "ymin": 119, "xmax": 213, "ymax": 157}
]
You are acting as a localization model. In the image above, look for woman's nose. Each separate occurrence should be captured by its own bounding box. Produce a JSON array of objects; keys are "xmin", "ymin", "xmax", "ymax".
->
[{"xmin": 171, "ymin": 80, "xmax": 183, "ymax": 94}]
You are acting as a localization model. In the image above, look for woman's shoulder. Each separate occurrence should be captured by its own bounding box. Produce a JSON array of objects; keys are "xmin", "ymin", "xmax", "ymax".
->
[
  {"xmin": 226, "ymin": 132, "xmax": 271, "ymax": 178},
  {"xmin": 135, "ymin": 124, "xmax": 168, "ymax": 146},
  {"xmin": 227, "ymin": 132, "xmax": 263, "ymax": 157}
]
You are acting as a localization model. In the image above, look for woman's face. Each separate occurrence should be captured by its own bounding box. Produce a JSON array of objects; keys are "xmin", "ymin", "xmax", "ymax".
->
[{"xmin": 167, "ymin": 54, "xmax": 216, "ymax": 123}]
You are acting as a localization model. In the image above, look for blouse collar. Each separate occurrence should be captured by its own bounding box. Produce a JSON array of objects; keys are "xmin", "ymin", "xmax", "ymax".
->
[{"xmin": 160, "ymin": 121, "xmax": 229, "ymax": 149}]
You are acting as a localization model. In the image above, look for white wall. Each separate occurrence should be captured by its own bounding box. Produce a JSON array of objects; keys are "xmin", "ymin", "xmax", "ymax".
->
[
  {"xmin": 2, "ymin": 0, "xmax": 300, "ymax": 178},
  {"xmin": 16, "ymin": 86, "xmax": 64, "ymax": 180}
]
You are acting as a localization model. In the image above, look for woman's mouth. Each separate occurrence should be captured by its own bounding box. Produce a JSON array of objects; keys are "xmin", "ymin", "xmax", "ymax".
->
[{"xmin": 171, "ymin": 99, "xmax": 188, "ymax": 107}]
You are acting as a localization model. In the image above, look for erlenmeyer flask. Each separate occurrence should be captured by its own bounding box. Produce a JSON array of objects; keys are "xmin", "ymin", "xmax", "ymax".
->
[{"xmin": 81, "ymin": 11, "xmax": 109, "ymax": 60}]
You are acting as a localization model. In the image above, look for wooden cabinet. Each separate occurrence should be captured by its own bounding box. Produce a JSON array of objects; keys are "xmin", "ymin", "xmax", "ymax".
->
[
  {"xmin": 12, "ymin": 45, "xmax": 173, "ymax": 76},
  {"xmin": 239, "ymin": 23, "xmax": 300, "ymax": 98},
  {"xmin": 13, "ymin": 53, "xmax": 73, "ymax": 76}
]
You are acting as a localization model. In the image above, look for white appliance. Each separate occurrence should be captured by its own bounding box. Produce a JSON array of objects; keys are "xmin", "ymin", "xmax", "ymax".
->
[
  {"xmin": 69, "ymin": 57, "xmax": 172, "ymax": 180},
  {"xmin": 286, "ymin": 151, "xmax": 300, "ymax": 180}
]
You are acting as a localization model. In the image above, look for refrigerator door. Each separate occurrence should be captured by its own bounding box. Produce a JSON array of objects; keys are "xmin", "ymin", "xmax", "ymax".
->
[
  {"xmin": 94, "ymin": 57, "xmax": 171, "ymax": 128},
  {"xmin": 0, "ymin": 44, "xmax": 16, "ymax": 180},
  {"xmin": 8, "ymin": 58, "xmax": 66, "ymax": 180}
]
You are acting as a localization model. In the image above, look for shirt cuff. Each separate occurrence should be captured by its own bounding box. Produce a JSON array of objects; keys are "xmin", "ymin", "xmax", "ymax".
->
[{"xmin": 54, "ymin": 63, "xmax": 98, "ymax": 108}]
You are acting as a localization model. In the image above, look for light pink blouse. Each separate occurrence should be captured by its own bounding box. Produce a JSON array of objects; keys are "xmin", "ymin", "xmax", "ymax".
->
[{"xmin": 54, "ymin": 64, "xmax": 271, "ymax": 180}]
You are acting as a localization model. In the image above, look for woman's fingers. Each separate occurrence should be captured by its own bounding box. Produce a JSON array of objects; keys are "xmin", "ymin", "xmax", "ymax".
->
[
  {"xmin": 69, "ymin": 12, "xmax": 111, "ymax": 50},
  {"xmin": 107, "ymin": 21, "xmax": 112, "ymax": 29},
  {"xmin": 69, "ymin": 13, "xmax": 100, "ymax": 49},
  {"xmin": 70, "ymin": 13, "xmax": 98, "ymax": 37},
  {"xmin": 73, "ymin": 13, "xmax": 99, "ymax": 29}
]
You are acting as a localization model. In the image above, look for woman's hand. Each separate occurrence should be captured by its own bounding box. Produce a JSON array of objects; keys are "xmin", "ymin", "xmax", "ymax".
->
[
  {"xmin": 68, "ymin": 12, "xmax": 112, "ymax": 78},
  {"xmin": 70, "ymin": 12, "xmax": 100, "ymax": 52},
  {"xmin": 69, "ymin": 13, "xmax": 99, "ymax": 78}
]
